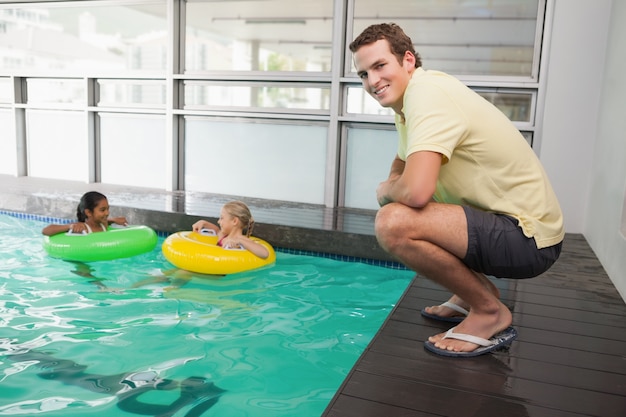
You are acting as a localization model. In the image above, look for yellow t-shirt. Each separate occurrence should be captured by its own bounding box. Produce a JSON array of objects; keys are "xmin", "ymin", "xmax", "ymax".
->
[{"xmin": 396, "ymin": 68, "xmax": 564, "ymax": 249}]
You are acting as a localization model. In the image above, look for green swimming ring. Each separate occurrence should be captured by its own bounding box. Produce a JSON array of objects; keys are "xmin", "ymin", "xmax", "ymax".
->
[{"xmin": 43, "ymin": 225, "xmax": 158, "ymax": 262}]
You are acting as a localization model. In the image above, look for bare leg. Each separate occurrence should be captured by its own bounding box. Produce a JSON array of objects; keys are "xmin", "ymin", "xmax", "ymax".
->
[
  {"xmin": 132, "ymin": 268, "xmax": 192, "ymax": 289},
  {"xmin": 69, "ymin": 261, "xmax": 122, "ymax": 293},
  {"xmin": 423, "ymin": 272, "xmax": 501, "ymax": 319},
  {"xmin": 375, "ymin": 202, "xmax": 512, "ymax": 353}
]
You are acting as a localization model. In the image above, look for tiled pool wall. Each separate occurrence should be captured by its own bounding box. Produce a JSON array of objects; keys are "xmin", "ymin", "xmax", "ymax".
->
[{"xmin": 1, "ymin": 209, "xmax": 408, "ymax": 270}]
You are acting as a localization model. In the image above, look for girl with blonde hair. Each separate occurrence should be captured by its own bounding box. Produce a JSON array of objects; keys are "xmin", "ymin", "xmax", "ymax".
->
[{"xmin": 192, "ymin": 201, "xmax": 269, "ymax": 259}]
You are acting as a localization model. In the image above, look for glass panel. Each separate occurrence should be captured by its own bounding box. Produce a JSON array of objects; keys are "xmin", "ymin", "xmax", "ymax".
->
[
  {"xmin": 344, "ymin": 126, "xmax": 398, "ymax": 210},
  {"xmin": 475, "ymin": 90, "xmax": 533, "ymax": 122},
  {"xmin": 347, "ymin": 85, "xmax": 533, "ymax": 123},
  {"xmin": 184, "ymin": 82, "xmax": 330, "ymax": 112},
  {"xmin": 98, "ymin": 80, "xmax": 166, "ymax": 108},
  {"xmin": 0, "ymin": 109, "xmax": 17, "ymax": 175},
  {"xmin": 0, "ymin": 2, "xmax": 167, "ymax": 73},
  {"xmin": 343, "ymin": 126, "xmax": 533, "ymax": 210},
  {"xmin": 0, "ymin": 77, "xmax": 11, "ymax": 103},
  {"xmin": 185, "ymin": 0, "xmax": 333, "ymax": 72},
  {"xmin": 185, "ymin": 117, "xmax": 327, "ymax": 204},
  {"xmin": 521, "ymin": 131, "xmax": 533, "ymax": 146},
  {"xmin": 183, "ymin": 193, "xmax": 328, "ymax": 229},
  {"xmin": 346, "ymin": 86, "xmax": 394, "ymax": 117},
  {"xmin": 26, "ymin": 110, "xmax": 88, "ymax": 181},
  {"xmin": 352, "ymin": 0, "xmax": 541, "ymax": 77},
  {"xmin": 27, "ymin": 78, "xmax": 85, "ymax": 105},
  {"xmin": 99, "ymin": 113, "xmax": 166, "ymax": 189}
]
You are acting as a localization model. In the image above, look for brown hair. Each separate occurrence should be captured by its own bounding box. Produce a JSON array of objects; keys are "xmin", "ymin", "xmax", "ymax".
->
[
  {"xmin": 349, "ymin": 23, "xmax": 422, "ymax": 68},
  {"xmin": 223, "ymin": 200, "xmax": 255, "ymax": 237}
]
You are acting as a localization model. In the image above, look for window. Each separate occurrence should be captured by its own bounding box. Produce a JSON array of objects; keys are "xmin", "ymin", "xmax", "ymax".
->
[
  {"xmin": 0, "ymin": 77, "xmax": 11, "ymax": 103},
  {"xmin": 185, "ymin": 0, "xmax": 334, "ymax": 73},
  {"xmin": 27, "ymin": 78, "xmax": 85, "ymax": 105},
  {"xmin": 98, "ymin": 79, "xmax": 166, "ymax": 108},
  {"xmin": 351, "ymin": 0, "xmax": 542, "ymax": 78},
  {"xmin": 0, "ymin": 2, "xmax": 167, "ymax": 74},
  {"xmin": 184, "ymin": 81, "xmax": 330, "ymax": 114}
]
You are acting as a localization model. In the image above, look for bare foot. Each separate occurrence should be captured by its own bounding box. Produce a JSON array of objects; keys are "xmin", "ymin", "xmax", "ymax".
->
[
  {"xmin": 427, "ymin": 299, "xmax": 512, "ymax": 353},
  {"xmin": 423, "ymin": 294, "xmax": 469, "ymax": 320},
  {"xmin": 423, "ymin": 273, "xmax": 501, "ymax": 320}
]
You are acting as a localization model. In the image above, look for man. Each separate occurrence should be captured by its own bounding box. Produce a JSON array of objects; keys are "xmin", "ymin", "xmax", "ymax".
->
[{"xmin": 350, "ymin": 23, "xmax": 564, "ymax": 357}]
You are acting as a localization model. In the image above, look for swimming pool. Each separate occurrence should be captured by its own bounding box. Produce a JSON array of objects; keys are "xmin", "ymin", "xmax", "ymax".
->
[{"xmin": 0, "ymin": 213, "xmax": 414, "ymax": 417}]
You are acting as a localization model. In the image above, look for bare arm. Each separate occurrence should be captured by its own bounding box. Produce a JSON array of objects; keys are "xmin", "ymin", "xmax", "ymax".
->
[
  {"xmin": 42, "ymin": 222, "xmax": 90, "ymax": 236},
  {"xmin": 221, "ymin": 235, "xmax": 270, "ymax": 259},
  {"xmin": 42, "ymin": 223, "xmax": 72, "ymax": 236},
  {"xmin": 107, "ymin": 216, "xmax": 128, "ymax": 226},
  {"xmin": 376, "ymin": 151, "xmax": 442, "ymax": 208},
  {"xmin": 192, "ymin": 220, "xmax": 219, "ymax": 233}
]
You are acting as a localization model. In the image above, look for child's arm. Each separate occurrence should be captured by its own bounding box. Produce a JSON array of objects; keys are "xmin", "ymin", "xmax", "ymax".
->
[
  {"xmin": 42, "ymin": 223, "xmax": 72, "ymax": 236},
  {"xmin": 42, "ymin": 222, "xmax": 87, "ymax": 236},
  {"xmin": 107, "ymin": 216, "xmax": 128, "ymax": 226},
  {"xmin": 192, "ymin": 220, "xmax": 219, "ymax": 234},
  {"xmin": 222, "ymin": 236, "xmax": 270, "ymax": 259}
]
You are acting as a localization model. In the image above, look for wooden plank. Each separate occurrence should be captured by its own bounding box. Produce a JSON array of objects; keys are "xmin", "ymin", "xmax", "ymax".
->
[
  {"xmin": 391, "ymin": 303, "xmax": 626, "ymax": 340},
  {"xmin": 357, "ymin": 348, "xmax": 626, "ymax": 397},
  {"xmin": 368, "ymin": 333, "xmax": 626, "ymax": 376},
  {"xmin": 404, "ymin": 286, "xmax": 626, "ymax": 316},
  {"xmin": 324, "ymin": 395, "xmax": 433, "ymax": 417},
  {"xmin": 404, "ymin": 294, "xmax": 626, "ymax": 329},
  {"xmin": 334, "ymin": 371, "xmax": 595, "ymax": 417}
]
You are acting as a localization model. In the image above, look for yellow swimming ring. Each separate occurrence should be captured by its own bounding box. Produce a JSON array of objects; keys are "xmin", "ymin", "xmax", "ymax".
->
[
  {"xmin": 162, "ymin": 231, "xmax": 276, "ymax": 275},
  {"xmin": 43, "ymin": 225, "xmax": 158, "ymax": 262}
]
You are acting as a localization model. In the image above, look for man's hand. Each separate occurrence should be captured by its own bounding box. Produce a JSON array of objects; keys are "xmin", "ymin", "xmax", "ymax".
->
[
  {"xmin": 376, "ymin": 178, "xmax": 396, "ymax": 206},
  {"xmin": 377, "ymin": 151, "xmax": 441, "ymax": 208}
]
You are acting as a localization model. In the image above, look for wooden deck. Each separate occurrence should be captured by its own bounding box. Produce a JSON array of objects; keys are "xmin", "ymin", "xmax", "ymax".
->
[{"xmin": 322, "ymin": 234, "xmax": 626, "ymax": 417}]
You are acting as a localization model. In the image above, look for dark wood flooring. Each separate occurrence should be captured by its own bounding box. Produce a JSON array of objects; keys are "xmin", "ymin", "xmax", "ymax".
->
[{"xmin": 322, "ymin": 234, "xmax": 626, "ymax": 417}]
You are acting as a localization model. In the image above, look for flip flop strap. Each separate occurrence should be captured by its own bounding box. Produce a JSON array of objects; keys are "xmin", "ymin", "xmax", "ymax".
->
[
  {"xmin": 441, "ymin": 301, "xmax": 469, "ymax": 316},
  {"xmin": 442, "ymin": 327, "xmax": 494, "ymax": 347}
]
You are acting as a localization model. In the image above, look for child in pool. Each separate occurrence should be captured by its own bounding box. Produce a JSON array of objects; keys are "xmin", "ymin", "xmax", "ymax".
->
[
  {"xmin": 42, "ymin": 191, "xmax": 127, "ymax": 293},
  {"xmin": 133, "ymin": 201, "xmax": 268, "ymax": 290},
  {"xmin": 192, "ymin": 200, "xmax": 270, "ymax": 259},
  {"xmin": 42, "ymin": 191, "xmax": 128, "ymax": 236}
]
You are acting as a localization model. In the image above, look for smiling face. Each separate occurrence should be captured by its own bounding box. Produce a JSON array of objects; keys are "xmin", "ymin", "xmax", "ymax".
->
[
  {"xmin": 84, "ymin": 198, "xmax": 110, "ymax": 225},
  {"xmin": 353, "ymin": 39, "xmax": 416, "ymax": 115},
  {"xmin": 218, "ymin": 208, "xmax": 238, "ymax": 235}
]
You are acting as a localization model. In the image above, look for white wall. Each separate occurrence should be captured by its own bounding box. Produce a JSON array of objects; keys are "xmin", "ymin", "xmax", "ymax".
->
[
  {"xmin": 542, "ymin": 0, "xmax": 626, "ymax": 299},
  {"xmin": 584, "ymin": 0, "xmax": 626, "ymax": 300},
  {"xmin": 540, "ymin": 0, "xmax": 611, "ymax": 233}
]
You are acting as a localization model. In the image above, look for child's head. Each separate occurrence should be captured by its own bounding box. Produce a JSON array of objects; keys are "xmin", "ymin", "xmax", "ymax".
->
[
  {"xmin": 220, "ymin": 201, "xmax": 255, "ymax": 237},
  {"xmin": 349, "ymin": 23, "xmax": 421, "ymax": 68},
  {"xmin": 77, "ymin": 191, "xmax": 108, "ymax": 222}
]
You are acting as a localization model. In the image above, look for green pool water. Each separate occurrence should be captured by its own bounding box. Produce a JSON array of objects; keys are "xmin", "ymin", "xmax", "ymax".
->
[{"xmin": 0, "ymin": 213, "xmax": 413, "ymax": 417}]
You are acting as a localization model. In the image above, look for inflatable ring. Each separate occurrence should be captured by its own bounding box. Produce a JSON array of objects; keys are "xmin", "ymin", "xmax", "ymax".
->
[
  {"xmin": 43, "ymin": 225, "xmax": 158, "ymax": 262},
  {"xmin": 162, "ymin": 230, "xmax": 275, "ymax": 275}
]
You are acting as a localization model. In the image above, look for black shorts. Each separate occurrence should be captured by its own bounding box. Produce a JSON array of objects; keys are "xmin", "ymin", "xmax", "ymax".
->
[{"xmin": 462, "ymin": 206, "xmax": 562, "ymax": 279}]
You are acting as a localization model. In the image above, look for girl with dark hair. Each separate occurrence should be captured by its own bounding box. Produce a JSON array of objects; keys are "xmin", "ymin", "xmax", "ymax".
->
[{"xmin": 42, "ymin": 191, "xmax": 128, "ymax": 236}]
